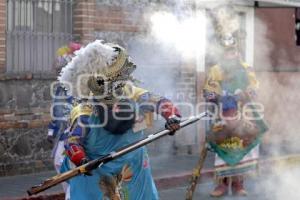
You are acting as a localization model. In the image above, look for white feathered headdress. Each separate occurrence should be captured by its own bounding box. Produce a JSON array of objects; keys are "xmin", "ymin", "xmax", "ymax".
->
[
  {"xmin": 211, "ymin": 5, "xmax": 241, "ymax": 48},
  {"xmin": 58, "ymin": 40, "xmax": 136, "ymax": 98}
]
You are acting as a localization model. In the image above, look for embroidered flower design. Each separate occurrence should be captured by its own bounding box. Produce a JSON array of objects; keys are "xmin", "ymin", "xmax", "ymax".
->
[{"xmin": 99, "ymin": 164, "xmax": 133, "ymax": 200}]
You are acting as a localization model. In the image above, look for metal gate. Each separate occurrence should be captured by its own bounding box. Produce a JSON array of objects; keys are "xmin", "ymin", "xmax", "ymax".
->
[{"xmin": 6, "ymin": 0, "xmax": 74, "ymax": 76}]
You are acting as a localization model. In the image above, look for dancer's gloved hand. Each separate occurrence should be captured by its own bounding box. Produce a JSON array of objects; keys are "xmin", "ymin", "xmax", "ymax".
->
[
  {"xmin": 246, "ymin": 87, "xmax": 257, "ymax": 100},
  {"xmin": 79, "ymin": 158, "xmax": 89, "ymax": 166},
  {"xmin": 165, "ymin": 115, "xmax": 181, "ymax": 135},
  {"xmin": 203, "ymin": 90, "xmax": 218, "ymax": 102},
  {"xmin": 234, "ymin": 89, "xmax": 247, "ymax": 103},
  {"xmin": 66, "ymin": 144, "xmax": 92, "ymax": 175},
  {"xmin": 79, "ymin": 158, "xmax": 92, "ymax": 176}
]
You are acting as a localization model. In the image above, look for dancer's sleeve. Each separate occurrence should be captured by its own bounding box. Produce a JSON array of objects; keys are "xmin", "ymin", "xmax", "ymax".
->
[{"xmin": 64, "ymin": 105, "xmax": 92, "ymax": 166}]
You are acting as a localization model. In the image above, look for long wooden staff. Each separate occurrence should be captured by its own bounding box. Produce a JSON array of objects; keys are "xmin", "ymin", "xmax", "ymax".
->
[
  {"xmin": 28, "ymin": 112, "xmax": 207, "ymax": 196},
  {"xmin": 185, "ymin": 141, "xmax": 208, "ymax": 200}
]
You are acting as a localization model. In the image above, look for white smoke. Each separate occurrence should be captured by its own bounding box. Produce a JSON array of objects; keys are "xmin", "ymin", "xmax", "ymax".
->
[
  {"xmin": 149, "ymin": 11, "xmax": 206, "ymax": 59},
  {"xmin": 245, "ymin": 6, "xmax": 300, "ymax": 200},
  {"xmin": 145, "ymin": 1, "xmax": 300, "ymax": 199},
  {"xmin": 93, "ymin": 2, "xmax": 300, "ymax": 197}
]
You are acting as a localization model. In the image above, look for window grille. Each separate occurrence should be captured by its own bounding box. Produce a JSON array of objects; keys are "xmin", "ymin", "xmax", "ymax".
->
[{"xmin": 6, "ymin": 0, "xmax": 74, "ymax": 76}]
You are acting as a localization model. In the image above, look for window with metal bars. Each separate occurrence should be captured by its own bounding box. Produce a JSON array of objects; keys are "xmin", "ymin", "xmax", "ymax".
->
[{"xmin": 6, "ymin": 0, "xmax": 74, "ymax": 76}]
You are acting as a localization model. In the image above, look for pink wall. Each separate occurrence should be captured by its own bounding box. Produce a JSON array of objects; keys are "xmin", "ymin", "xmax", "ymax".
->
[{"xmin": 255, "ymin": 8, "xmax": 300, "ymax": 71}]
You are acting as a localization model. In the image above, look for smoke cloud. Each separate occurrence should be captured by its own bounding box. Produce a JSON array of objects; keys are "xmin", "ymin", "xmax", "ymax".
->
[
  {"xmin": 95, "ymin": 1, "xmax": 300, "ymax": 198},
  {"xmin": 135, "ymin": 1, "xmax": 300, "ymax": 199}
]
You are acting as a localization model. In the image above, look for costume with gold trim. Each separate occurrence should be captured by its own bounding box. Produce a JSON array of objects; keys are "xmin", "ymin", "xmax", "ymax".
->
[
  {"xmin": 60, "ymin": 40, "xmax": 180, "ymax": 200},
  {"xmin": 204, "ymin": 62, "xmax": 259, "ymax": 96},
  {"xmin": 204, "ymin": 6, "xmax": 268, "ymax": 197},
  {"xmin": 204, "ymin": 60, "xmax": 267, "ymax": 168}
]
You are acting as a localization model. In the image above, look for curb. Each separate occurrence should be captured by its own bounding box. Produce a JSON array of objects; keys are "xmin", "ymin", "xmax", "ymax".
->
[{"xmin": 155, "ymin": 169, "xmax": 214, "ymax": 190}]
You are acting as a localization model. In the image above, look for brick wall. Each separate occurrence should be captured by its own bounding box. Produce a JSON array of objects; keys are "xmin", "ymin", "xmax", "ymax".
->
[
  {"xmin": 73, "ymin": 0, "xmax": 96, "ymax": 44},
  {"xmin": 73, "ymin": 1, "xmax": 145, "ymax": 44},
  {"xmin": 73, "ymin": 0, "xmax": 145, "ymax": 42},
  {"xmin": 0, "ymin": 0, "xmax": 6, "ymax": 73},
  {"xmin": 95, "ymin": 5, "xmax": 143, "ymax": 33}
]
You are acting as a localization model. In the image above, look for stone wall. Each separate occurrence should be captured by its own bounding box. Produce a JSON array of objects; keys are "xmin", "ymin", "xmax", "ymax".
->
[
  {"xmin": 0, "ymin": 79, "xmax": 54, "ymax": 176},
  {"xmin": 0, "ymin": 79, "xmax": 52, "ymax": 128},
  {"xmin": 0, "ymin": 127, "xmax": 53, "ymax": 176}
]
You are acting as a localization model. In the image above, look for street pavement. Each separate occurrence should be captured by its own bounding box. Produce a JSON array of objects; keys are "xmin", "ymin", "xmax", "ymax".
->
[
  {"xmin": 1, "ymin": 150, "xmax": 300, "ymax": 200},
  {"xmin": 0, "ymin": 153, "xmax": 213, "ymax": 199},
  {"xmin": 160, "ymin": 177, "xmax": 266, "ymax": 200},
  {"xmin": 160, "ymin": 166, "xmax": 300, "ymax": 200}
]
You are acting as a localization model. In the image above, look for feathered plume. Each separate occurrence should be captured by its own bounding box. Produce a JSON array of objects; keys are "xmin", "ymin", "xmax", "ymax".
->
[
  {"xmin": 214, "ymin": 6, "xmax": 240, "ymax": 35},
  {"xmin": 58, "ymin": 40, "xmax": 118, "ymax": 98}
]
